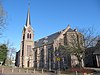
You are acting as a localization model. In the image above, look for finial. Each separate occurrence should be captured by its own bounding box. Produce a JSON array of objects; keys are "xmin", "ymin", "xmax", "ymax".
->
[
  {"xmin": 67, "ymin": 24, "xmax": 70, "ymax": 28},
  {"xmin": 28, "ymin": 0, "xmax": 31, "ymax": 7}
]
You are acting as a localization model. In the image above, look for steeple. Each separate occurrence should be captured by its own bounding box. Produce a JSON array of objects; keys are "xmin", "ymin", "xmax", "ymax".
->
[{"xmin": 26, "ymin": 8, "xmax": 31, "ymax": 27}]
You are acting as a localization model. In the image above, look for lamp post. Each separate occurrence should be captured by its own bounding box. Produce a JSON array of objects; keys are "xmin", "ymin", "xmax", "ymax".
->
[{"xmin": 56, "ymin": 53, "xmax": 60, "ymax": 74}]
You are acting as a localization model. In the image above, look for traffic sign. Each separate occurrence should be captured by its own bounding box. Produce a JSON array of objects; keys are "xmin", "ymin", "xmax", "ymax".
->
[{"xmin": 56, "ymin": 57, "xmax": 60, "ymax": 61}]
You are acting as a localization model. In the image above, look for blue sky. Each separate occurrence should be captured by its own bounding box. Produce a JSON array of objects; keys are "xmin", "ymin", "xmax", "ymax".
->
[{"xmin": 0, "ymin": 0, "xmax": 100, "ymax": 51}]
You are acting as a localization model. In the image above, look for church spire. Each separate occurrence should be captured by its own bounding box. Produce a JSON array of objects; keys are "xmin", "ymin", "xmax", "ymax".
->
[{"xmin": 26, "ymin": 8, "xmax": 31, "ymax": 27}]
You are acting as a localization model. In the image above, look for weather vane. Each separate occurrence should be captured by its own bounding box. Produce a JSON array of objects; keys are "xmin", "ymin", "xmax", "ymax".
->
[{"xmin": 27, "ymin": 0, "xmax": 31, "ymax": 7}]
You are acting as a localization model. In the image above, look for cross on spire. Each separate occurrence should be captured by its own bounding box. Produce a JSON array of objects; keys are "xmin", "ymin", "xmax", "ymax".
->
[{"xmin": 28, "ymin": 0, "xmax": 31, "ymax": 7}]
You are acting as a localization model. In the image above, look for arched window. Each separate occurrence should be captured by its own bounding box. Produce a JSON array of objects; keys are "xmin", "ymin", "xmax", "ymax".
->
[
  {"xmin": 27, "ymin": 33, "xmax": 29, "ymax": 39},
  {"xmin": 30, "ymin": 34, "xmax": 31, "ymax": 39},
  {"xmin": 23, "ymin": 35, "xmax": 25, "ymax": 40}
]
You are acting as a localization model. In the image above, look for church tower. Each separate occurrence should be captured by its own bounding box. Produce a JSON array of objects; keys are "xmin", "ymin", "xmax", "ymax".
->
[{"xmin": 19, "ymin": 8, "xmax": 34, "ymax": 68}]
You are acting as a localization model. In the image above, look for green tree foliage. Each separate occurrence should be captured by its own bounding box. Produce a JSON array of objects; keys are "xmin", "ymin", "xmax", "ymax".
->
[
  {"xmin": 4, "ymin": 40, "xmax": 16, "ymax": 66},
  {"xmin": 0, "ymin": 44, "xmax": 8, "ymax": 65}
]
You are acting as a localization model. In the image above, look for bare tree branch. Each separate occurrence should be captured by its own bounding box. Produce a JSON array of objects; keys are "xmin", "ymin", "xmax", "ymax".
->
[{"xmin": 0, "ymin": 1, "xmax": 7, "ymax": 36}]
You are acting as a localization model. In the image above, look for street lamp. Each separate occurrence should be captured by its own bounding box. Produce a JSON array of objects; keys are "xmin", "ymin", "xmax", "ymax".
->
[{"xmin": 56, "ymin": 52, "xmax": 60, "ymax": 74}]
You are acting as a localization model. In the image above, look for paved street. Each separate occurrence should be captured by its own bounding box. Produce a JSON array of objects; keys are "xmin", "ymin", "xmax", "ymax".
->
[
  {"xmin": 0, "ymin": 72, "xmax": 66, "ymax": 75},
  {"xmin": 0, "ymin": 73, "xmax": 57, "ymax": 75},
  {"xmin": 1, "ymin": 67, "xmax": 100, "ymax": 75},
  {"xmin": 1, "ymin": 71, "xmax": 100, "ymax": 75}
]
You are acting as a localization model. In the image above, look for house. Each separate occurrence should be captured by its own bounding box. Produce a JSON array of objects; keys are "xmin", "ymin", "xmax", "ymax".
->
[{"xmin": 84, "ymin": 39, "xmax": 100, "ymax": 68}]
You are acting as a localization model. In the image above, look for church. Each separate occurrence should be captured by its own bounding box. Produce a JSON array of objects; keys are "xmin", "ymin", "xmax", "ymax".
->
[{"xmin": 15, "ymin": 8, "xmax": 83, "ymax": 70}]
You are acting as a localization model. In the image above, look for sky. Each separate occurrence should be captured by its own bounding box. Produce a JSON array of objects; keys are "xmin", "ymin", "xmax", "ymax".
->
[{"xmin": 0, "ymin": 0, "xmax": 100, "ymax": 51}]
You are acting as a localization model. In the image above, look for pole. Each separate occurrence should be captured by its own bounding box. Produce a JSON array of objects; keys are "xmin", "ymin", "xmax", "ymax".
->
[
  {"xmin": 75, "ymin": 71, "xmax": 78, "ymax": 75},
  {"xmin": 18, "ymin": 69, "xmax": 20, "ymax": 72},
  {"xmin": 2, "ymin": 68, "xmax": 4, "ymax": 73},
  {"xmin": 42, "ymin": 68, "xmax": 43, "ymax": 73},
  {"xmin": 58, "ymin": 61, "xmax": 60, "ymax": 74},
  {"xmin": 34, "ymin": 69, "xmax": 35, "ymax": 73},
  {"xmin": 12, "ymin": 68, "xmax": 14, "ymax": 72}
]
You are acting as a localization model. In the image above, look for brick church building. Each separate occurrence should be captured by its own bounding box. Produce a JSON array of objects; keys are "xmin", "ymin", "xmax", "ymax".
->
[{"xmin": 15, "ymin": 8, "xmax": 84, "ymax": 70}]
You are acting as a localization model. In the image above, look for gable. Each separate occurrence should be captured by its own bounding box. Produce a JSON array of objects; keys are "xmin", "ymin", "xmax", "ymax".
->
[{"xmin": 34, "ymin": 26, "xmax": 75, "ymax": 48}]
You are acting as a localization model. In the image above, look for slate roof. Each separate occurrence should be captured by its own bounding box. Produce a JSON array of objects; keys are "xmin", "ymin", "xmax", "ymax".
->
[
  {"xmin": 34, "ymin": 28, "xmax": 74, "ymax": 48},
  {"xmin": 67, "ymin": 28, "xmax": 75, "ymax": 32}
]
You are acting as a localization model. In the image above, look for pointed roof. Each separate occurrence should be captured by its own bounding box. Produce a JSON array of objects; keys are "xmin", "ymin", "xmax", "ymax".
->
[
  {"xmin": 34, "ymin": 26, "xmax": 75, "ymax": 48},
  {"xmin": 26, "ymin": 8, "xmax": 31, "ymax": 26}
]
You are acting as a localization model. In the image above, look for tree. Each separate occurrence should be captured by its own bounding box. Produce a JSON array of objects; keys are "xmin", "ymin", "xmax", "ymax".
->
[
  {"xmin": 56, "ymin": 44, "xmax": 71, "ymax": 69},
  {"xmin": 0, "ymin": 1, "xmax": 7, "ymax": 36},
  {"xmin": 9, "ymin": 47, "xmax": 16, "ymax": 65},
  {"xmin": 0, "ymin": 44, "xmax": 8, "ymax": 65},
  {"xmin": 4, "ymin": 40, "xmax": 16, "ymax": 66},
  {"xmin": 57, "ymin": 27, "xmax": 98, "ymax": 68}
]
